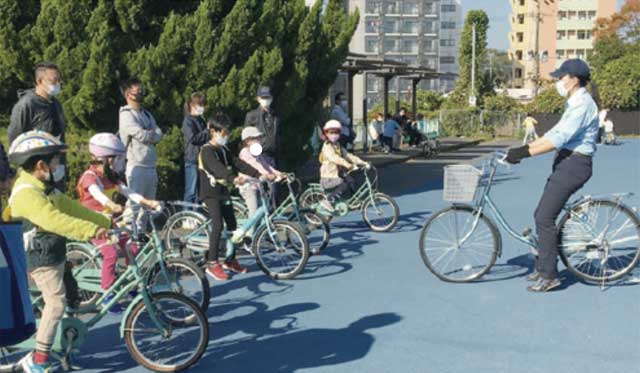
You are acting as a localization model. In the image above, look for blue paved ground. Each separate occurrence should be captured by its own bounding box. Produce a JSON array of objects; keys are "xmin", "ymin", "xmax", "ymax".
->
[{"xmin": 81, "ymin": 139, "xmax": 640, "ymax": 373}]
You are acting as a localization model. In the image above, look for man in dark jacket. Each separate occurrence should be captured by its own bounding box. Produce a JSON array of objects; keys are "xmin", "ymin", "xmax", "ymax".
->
[
  {"xmin": 182, "ymin": 92, "xmax": 209, "ymax": 205},
  {"xmin": 244, "ymin": 86, "xmax": 280, "ymax": 164},
  {"xmin": 8, "ymin": 62, "xmax": 66, "ymax": 145}
]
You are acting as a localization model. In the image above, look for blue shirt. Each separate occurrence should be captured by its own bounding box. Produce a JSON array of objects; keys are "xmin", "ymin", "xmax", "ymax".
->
[
  {"xmin": 543, "ymin": 87, "xmax": 599, "ymax": 156},
  {"xmin": 383, "ymin": 119, "xmax": 400, "ymax": 138}
]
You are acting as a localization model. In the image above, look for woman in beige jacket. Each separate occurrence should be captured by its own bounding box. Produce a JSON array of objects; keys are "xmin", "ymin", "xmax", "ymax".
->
[{"xmin": 319, "ymin": 120, "xmax": 369, "ymax": 212}]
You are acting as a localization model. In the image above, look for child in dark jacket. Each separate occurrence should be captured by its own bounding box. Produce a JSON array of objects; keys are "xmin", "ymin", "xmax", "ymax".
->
[{"xmin": 199, "ymin": 113, "xmax": 261, "ymax": 281}]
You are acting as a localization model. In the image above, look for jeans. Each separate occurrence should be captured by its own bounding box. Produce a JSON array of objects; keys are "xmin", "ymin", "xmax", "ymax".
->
[
  {"xmin": 203, "ymin": 197, "xmax": 237, "ymax": 263},
  {"xmin": 183, "ymin": 162, "xmax": 199, "ymax": 205}
]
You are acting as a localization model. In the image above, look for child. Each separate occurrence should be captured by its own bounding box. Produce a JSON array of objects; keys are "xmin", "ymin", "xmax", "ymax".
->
[
  {"xmin": 199, "ymin": 114, "xmax": 261, "ymax": 281},
  {"xmin": 319, "ymin": 120, "xmax": 369, "ymax": 212},
  {"xmin": 238, "ymin": 126, "xmax": 283, "ymax": 220},
  {"xmin": 603, "ymin": 115, "xmax": 616, "ymax": 145},
  {"xmin": 6, "ymin": 131, "xmax": 110, "ymax": 373},
  {"xmin": 76, "ymin": 133, "xmax": 159, "ymax": 312}
]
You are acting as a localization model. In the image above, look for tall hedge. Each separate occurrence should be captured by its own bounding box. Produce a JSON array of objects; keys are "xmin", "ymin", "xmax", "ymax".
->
[{"xmin": 0, "ymin": 0, "xmax": 358, "ymax": 199}]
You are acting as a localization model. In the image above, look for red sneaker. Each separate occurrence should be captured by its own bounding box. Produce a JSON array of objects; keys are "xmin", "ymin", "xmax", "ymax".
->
[
  {"xmin": 223, "ymin": 259, "xmax": 248, "ymax": 274},
  {"xmin": 205, "ymin": 262, "xmax": 229, "ymax": 281}
]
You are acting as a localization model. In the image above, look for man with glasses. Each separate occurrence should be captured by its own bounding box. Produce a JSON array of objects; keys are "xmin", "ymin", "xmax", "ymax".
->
[{"xmin": 8, "ymin": 62, "xmax": 67, "ymax": 145}]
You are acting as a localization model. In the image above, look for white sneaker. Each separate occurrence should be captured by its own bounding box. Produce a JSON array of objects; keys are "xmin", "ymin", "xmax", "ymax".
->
[
  {"xmin": 320, "ymin": 200, "xmax": 335, "ymax": 212},
  {"xmin": 21, "ymin": 354, "xmax": 52, "ymax": 373}
]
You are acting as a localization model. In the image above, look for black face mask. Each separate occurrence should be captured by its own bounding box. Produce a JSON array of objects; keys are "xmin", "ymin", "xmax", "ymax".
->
[
  {"xmin": 130, "ymin": 89, "xmax": 146, "ymax": 103},
  {"xmin": 104, "ymin": 161, "xmax": 122, "ymax": 184}
]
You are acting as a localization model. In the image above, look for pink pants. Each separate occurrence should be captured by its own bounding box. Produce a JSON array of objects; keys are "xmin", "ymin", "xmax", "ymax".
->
[{"xmin": 91, "ymin": 236, "xmax": 138, "ymax": 290}]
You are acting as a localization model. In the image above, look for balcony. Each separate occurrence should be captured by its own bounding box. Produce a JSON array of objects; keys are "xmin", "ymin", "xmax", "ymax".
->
[{"xmin": 556, "ymin": 39, "xmax": 593, "ymax": 50}]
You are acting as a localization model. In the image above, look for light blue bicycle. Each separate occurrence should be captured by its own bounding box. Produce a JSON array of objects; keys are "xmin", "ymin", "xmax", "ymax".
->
[{"xmin": 419, "ymin": 151, "xmax": 640, "ymax": 284}]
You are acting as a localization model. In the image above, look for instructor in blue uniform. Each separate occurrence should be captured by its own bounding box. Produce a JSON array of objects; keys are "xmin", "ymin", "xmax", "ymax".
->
[{"xmin": 505, "ymin": 59, "xmax": 599, "ymax": 292}]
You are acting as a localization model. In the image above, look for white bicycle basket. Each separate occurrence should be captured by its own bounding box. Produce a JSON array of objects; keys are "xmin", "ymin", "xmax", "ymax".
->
[{"xmin": 443, "ymin": 164, "xmax": 483, "ymax": 203}]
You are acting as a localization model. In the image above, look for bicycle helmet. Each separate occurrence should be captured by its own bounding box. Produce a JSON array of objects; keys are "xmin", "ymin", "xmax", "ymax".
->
[
  {"xmin": 8, "ymin": 130, "xmax": 67, "ymax": 166},
  {"xmin": 89, "ymin": 133, "xmax": 125, "ymax": 159},
  {"xmin": 241, "ymin": 127, "xmax": 264, "ymax": 141},
  {"xmin": 323, "ymin": 120, "xmax": 342, "ymax": 132}
]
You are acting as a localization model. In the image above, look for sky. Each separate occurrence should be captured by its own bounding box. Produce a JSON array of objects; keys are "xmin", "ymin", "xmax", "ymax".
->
[{"xmin": 460, "ymin": 0, "xmax": 626, "ymax": 51}]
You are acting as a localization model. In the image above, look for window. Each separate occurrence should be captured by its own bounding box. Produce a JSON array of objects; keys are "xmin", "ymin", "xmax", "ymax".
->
[
  {"xmin": 365, "ymin": 17, "xmax": 380, "ymax": 33},
  {"xmin": 558, "ymin": 11, "xmax": 567, "ymax": 20},
  {"xmin": 365, "ymin": 0, "xmax": 382, "ymax": 13},
  {"xmin": 385, "ymin": 1, "xmax": 401, "ymax": 13},
  {"xmin": 568, "ymin": 30, "xmax": 576, "ymax": 39},
  {"xmin": 403, "ymin": 56, "xmax": 418, "ymax": 65},
  {"xmin": 566, "ymin": 49, "xmax": 575, "ymax": 58},
  {"xmin": 515, "ymin": 68, "xmax": 523, "ymax": 78},
  {"xmin": 556, "ymin": 31, "xmax": 566, "ymax": 40},
  {"xmin": 440, "ymin": 39, "xmax": 455, "ymax": 47},
  {"xmin": 423, "ymin": 20, "xmax": 436, "ymax": 33},
  {"xmin": 403, "ymin": 39, "xmax": 418, "ymax": 53},
  {"xmin": 441, "ymin": 21, "xmax": 456, "ymax": 29},
  {"xmin": 383, "ymin": 19, "xmax": 398, "ymax": 33},
  {"xmin": 519, "ymin": 0, "xmax": 525, "ymax": 5},
  {"xmin": 516, "ymin": 50, "xmax": 523, "ymax": 60},
  {"xmin": 384, "ymin": 39, "xmax": 399, "ymax": 52},
  {"xmin": 568, "ymin": 11, "xmax": 576, "ymax": 20},
  {"xmin": 424, "ymin": 39, "xmax": 437, "ymax": 52},
  {"xmin": 425, "ymin": 58, "xmax": 437, "ymax": 69},
  {"xmin": 517, "ymin": 32, "xmax": 524, "ymax": 42},
  {"xmin": 588, "ymin": 11, "xmax": 596, "ymax": 20},
  {"xmin": 518, "ymin": 14, "xmax": 525, "ymax": 24},
  {"xmin": 403, "ymin": 0, "xmax": 418, "ymax": 14},
  {"xmin": 576, "ymin": 49, "xmax": 585, "ymax": 59},
  {"xmin": 441, "ymin": 4, "xmax": 456, "ymax": 12},
  {"xmin": 365, "ymin": 37, "xmax": 379, "ymax": 53},
  {"xmin": 577, "ymin": 30, "xmax": 587, "ymax": 40},
  {"xmin": 578, "ymin": 11, "xmax": 587, "ymax": 20},
  {"xmin": 440, "ymin": 56, "xmax": 455, "ymax": 64},
  {"xmin": 424, "ymin": 1, "xmax": 436, "ymax": 14},
  {"xmin": 557, "ymin": 50, "xmax": 565, "ymax": 58},
  {"xmin": 403, "ymin": 20, "xmax": 419, "ymax": 34}
]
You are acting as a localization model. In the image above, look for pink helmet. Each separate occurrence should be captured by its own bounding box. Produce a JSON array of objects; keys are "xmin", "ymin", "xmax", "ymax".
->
[
  {"xmin": 89, "ymin": 133, "xmax": 125, "ymax": 158},
  {"xmin": 323, "ymin": 120, "xmax": 342, "ymax": 132}
]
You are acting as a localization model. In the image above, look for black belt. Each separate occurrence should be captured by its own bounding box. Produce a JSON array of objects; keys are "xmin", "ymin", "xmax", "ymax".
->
[{"xmin": 558, "ymin": 149, "xmax": 591, "ymax": 159}]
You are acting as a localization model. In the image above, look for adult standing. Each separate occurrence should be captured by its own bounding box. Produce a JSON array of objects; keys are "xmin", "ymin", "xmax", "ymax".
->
[
  {"xmin": 182, "ymin": 92, "xmax": 209, "ymax": 205},
  {"xmin": 118, "ymin": 78, "xmax": 163, "ymax": 232},
  {"xmin": 505, "ymin": 59, "xmax": 599, "ymax": 292},
  {"xmin": 244, "ymin": 86, "xmax": 280, "ymax": 164},
  {"xmin": 330, "ymin": 92, "xmax": 353, "ymax": 149},
  {"xmin": 8, "ymin": 62, "xmax": 66, "ymax": 145}
]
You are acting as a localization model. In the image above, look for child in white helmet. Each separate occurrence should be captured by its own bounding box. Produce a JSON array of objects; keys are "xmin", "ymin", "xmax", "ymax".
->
[
  {"xmin": 238, "ymin": 126, "xmax": 283, "ymax": 220},
  {"xmin": 76, "ymin": 133, "xmax": 159, "ymax": 313},
  {"xmin": 319, "ymin": 120, "xmax": 369, "ymax": 212}
]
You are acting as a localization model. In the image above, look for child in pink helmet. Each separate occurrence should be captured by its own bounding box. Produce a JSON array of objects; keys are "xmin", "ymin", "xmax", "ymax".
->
[{"xmin": 76, "ymin": 133, "xmax": 159, "ymax": 313}]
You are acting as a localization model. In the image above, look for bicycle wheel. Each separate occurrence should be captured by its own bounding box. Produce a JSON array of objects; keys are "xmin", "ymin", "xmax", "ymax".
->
[
  {"xmin": 254, "ymin": 221, "xmax": 309, "ymax": 279},
  {"xmin": 419, "ymin": 205, "xmax": 499, "ymax": 282},
  {"xmin": 163, "ymin": 211, "xmax": 209, "ymax": 264},
  {"xmin": 299, "ymin": 187, "xmax": 327, "ymax": 210},
  {"xmin": 66, "ymin": 243, "xmax": 102, "ymax": 311},
  {"xmin": 232, "ymin": 198, "xmax": 249, "ymax": 220},
  {"xmin": 361, "ymin": 193, "xmax": 399, "ymax": 232},
  {"xmin": 124, "ymin": 292, "xmax": 208, "ymax": 372},
  {"xmin": 298, "ymin": 209, "xmax": 331, "ymax": 255},
  {"xmin": 558, "ymin": 199, "xmax": 640, "ymax": 282},
  {"xmin": 146, "ymin": 258, "xmax": 210, "ymax": 312},
  {"xmin": 0, "ymin": 347, "xmax": 31, "ymax": 372}
]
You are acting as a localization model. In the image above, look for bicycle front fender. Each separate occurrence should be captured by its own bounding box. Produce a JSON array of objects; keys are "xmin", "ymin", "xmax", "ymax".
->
[{"xmin": 120, "ymin": 294, "xmax": 143, "ymax": 338}]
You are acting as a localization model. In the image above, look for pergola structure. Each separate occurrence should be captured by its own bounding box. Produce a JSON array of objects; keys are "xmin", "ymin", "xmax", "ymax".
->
[{"xmin": 338, "ymin": 52, "xmax": 454, "ymax": 126}]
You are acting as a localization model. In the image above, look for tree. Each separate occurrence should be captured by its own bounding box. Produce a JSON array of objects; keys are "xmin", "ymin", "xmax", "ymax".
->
[
  {"xmin": 593, "ymin": 51, "xmax": 640, "ymax": 109},
  {"xmin": 594, "ymin": 0, "xmax": 640, "ymax": 43},
  {"xmin": 525, "ymin": 84, "xmax": 565, "ymax": 114}
]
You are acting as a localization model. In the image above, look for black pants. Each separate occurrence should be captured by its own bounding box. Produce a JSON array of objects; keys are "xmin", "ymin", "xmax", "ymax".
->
[
  {"xmin": 534, "ymin": 150, "xmax": 592, "ymax": 279},
  {"xmin": 327, "ymin": 175, "xmax": 357, "ymax": 202},
  {"xmin": 380, "ymin": 135, "xmax": 393, "ymax": 151},
  {"xmin": 203, "ymin": 197, "xmax": 237, "ymax": 262}
]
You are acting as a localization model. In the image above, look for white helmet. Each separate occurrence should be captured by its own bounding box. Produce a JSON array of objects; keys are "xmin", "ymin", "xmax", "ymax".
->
[
  {"xmin": 8, "ymin": 130, "xmax": 67, "ymax": 166},
  {"xmin": 323, "ymin": 120, "xmax": 342, "ymax": 132},
  {"xmin": 241, "ymin": 126, "xmax": 263, "ymax": 141},
  {"xmin": 89, "ymin": 133, "xmax": 125, "ymax": 158}
]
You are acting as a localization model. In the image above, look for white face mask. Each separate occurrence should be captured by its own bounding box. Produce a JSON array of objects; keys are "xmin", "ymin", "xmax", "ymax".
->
[
  {"xmin": 214, "ymin": 134, "xmax": 228, "ymax": 146},
  {"xmin": 51, "ymin": 164, "xmax": 65, "ymax": 183},
  {"xmin": 258, "ymin": 98, "xmax": 272, "ymax": 108},
  {"xmin": 47, "ymin": 83, "xmax": 61, "ymax": 97},
  {"xmin": 113, "ymin": 156, "xmax": 126, "ymax": 173},
  {"xmin": 340, "ymin": 100, "xmax": 348, "ymax": 109},
  {"xmin": 194, "ymin": 106, "xmax": 205, "ymax": 116},
  {"xmin": 249, "ymin": 143, "xmax": 263, "ymax": 157},
  {"xmin": 555, "ymin": 80, "xmax": 570, "ymax": 98}
]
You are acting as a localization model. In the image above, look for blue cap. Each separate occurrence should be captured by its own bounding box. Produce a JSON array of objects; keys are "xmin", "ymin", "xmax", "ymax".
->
[
  {"xmin": 550, "ymin": 59, "xmax": 591, "ymax": 80},
  {"xmin": 256, "ymin": 86, "xmax": 272, "ymax": 97}
]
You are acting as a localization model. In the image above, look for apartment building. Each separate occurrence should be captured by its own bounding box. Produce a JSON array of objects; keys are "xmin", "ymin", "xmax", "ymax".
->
[{"xmin": 508, "ymin": 0, "xmax": 616, "ymax": 95}]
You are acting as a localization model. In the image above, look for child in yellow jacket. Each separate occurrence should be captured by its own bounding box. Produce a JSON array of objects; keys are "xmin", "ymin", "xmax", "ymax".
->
[{"xmin": 6, "ymin": 131, "xmax": 110, "ymax": 373}]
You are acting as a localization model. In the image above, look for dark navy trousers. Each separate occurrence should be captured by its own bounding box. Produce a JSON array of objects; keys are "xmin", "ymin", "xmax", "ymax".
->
[{"xmin": 534, "ymin": 150, "xmax": 593, "ymax": 279}]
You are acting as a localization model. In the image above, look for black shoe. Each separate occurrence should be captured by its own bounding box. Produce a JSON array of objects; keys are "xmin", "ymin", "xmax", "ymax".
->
[
  {"xmin": 527, "ymin": 278, "xmax": 561, "ymax": 292},
  {"xmin": 526, "ymin": 271, "xmax": 540, "ymax": 282}
]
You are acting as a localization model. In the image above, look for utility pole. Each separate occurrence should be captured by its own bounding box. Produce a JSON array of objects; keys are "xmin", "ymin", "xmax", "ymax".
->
[
  {"xmin": 469, "ymin": 23, "xmax": 477, "ymax": 107},
  {"xmin": 533, "ymin": 0, "xmax": 542, "ymax": 97}
]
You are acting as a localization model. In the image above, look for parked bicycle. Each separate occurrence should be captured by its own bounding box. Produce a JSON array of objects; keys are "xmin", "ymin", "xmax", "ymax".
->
[
  {"xmin": 0, "ymin": 228, "xmax": 209, "ymax": 373},
  {"xmin": 299, "ymin": 165, "xmax": 399, "ymax": 232},
  {"xmin": 164, "ymin": 179, "xmax": 310, "ymax": 279},
  {"xmin": 66, "ymin": 203, "xmax": 210, "ymax": 313},
  {"xmin": 419, "ymin": 151, "xmax": 640, "ymax": 284}
]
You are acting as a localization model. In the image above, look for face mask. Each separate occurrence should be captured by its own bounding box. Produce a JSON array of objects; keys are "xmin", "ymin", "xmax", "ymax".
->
[
  {"xmin": 555, "ymin": 80, "xmax": 569, "ymax": 98},
  {"xmin": 131, "ymin": 90, "xmax": 146, "ymax": 102},
  {"xmin": 327, "ymin": 133, "xmax": 340, "ymax": 143},
  {"xmin": 194, "ymin": 106, "xmax": 205, "ymax": 116},
  {"xmin": 258, "ymin": 98, "xmax": 272, "ymax": 108},
  {"xmin": 47, "ymin": 83, "xmax": 61, "ymax": 97},
  {"xmin": 113, "ymin": 156, "xmax": 126, "ymax": 173},
  {"xmin": 50, "ymin": 164, "xmax": 65, "ymax": 183},
  {"xmin": 214, "ymin": 134, "xmax": 228, "ymax": 146},
  {"xmin": 340, "ymin": 100, "xmax": 348, "ymax": 109},
  {"xmin": 249, "ymin": 143, "xmax": 263, "ymax": 157}
]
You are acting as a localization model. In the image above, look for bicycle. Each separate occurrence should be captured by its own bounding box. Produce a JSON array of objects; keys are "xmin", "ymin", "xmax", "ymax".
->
[
  {"xmin": 419, "ymin": 151, "xmax": 640, "ymax": 284},
  {"xmin": 164, "ymin": 179, "xmax": 310, "ymax": 280},
  {"xmin": 0, "ymin": 228, "xmax": 209, "ymax": 372},
  {"xmin": 66, "ymin": 203, "xmax": 210, "ymax": 313},
  {"xmin": 299, "ymin": 165, "xmax": 399, "ymax": 232},
  {"xmin": 228, "ymin": 173, "xmax": 331, "ymax": 255}
]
